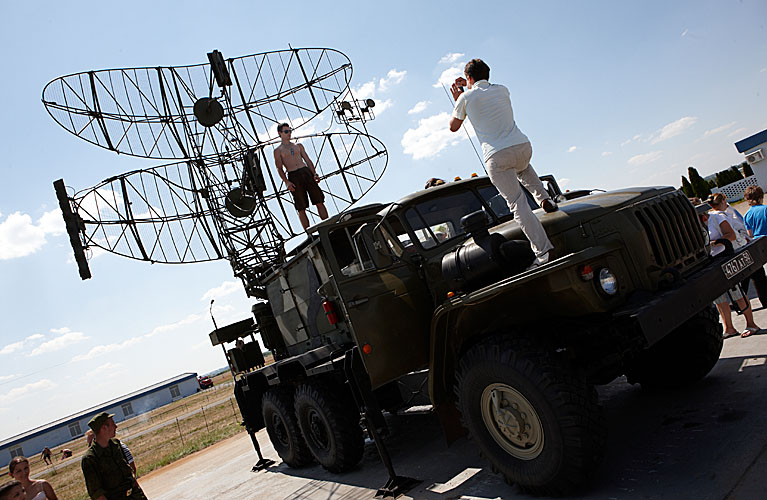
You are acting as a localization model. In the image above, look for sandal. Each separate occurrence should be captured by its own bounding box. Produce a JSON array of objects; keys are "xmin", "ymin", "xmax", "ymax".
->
[
  {"xmin": 741, "ymin": 327, "xmax": 759, "ymax": 338},
  {"xmin": 723, "ymin": 331, "xmax": 739, "ymax": 339}
]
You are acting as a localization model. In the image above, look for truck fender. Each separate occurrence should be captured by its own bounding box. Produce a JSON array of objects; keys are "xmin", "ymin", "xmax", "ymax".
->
[{"xmin": 427, "ymin": 245, "xmax": 620, "ymax": 419}]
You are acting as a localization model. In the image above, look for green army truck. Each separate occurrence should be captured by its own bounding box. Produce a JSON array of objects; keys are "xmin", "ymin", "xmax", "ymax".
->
[{"xmin": 211, "ymin": 175, "xmax": 767, "ymax": 495}]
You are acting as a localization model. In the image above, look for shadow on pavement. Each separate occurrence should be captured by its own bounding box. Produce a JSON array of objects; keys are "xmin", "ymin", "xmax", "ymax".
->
[{"xmin": 255, "ymin": 355, "xmax": 767, "ymax": 499}]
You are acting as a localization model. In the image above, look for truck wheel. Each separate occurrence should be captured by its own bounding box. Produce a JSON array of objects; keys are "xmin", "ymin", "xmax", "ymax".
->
[
  {"xmin": 262, "ymin": 389, "xmax": 313, "ymax": 468},
  {"xmin": 626, "ymin": 305, "xmax": 723, "ymax": 389},
  {"xmin": 456, "ymin": 337, "xmax": 606, "ymax": 496},
  {"xmin": 294, "ymin": 382, "xmax": 364, "ymax": 473}
]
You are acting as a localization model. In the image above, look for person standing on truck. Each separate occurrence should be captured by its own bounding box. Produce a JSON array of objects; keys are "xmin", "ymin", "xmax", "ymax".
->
[
  {"xmin": 274, "ymin": 123, "xmax": 328, "ymax": 231},
  {"xmin": 448, "ymin": 59, "xmax": 556, "ymax": 267}
]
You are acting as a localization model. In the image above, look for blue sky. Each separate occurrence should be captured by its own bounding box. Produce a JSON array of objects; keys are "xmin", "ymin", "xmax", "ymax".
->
[{"xmin": 1, "ymin": 0, "xmax": 766, "ymax": 440}]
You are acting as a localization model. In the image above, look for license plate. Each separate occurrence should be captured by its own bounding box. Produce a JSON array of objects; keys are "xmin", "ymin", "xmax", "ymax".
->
[{"xmin": 722, "ymin": 250, "xmax": 754, "ymax": 280}]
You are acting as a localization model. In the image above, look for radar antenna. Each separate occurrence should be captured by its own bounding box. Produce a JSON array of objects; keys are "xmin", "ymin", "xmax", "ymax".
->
[{"xmin": 46, "ymin": 48, "xmax": 387, "ymax": 296}]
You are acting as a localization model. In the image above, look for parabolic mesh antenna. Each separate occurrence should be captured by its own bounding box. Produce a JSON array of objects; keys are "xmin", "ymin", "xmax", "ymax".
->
[{"xmin": 45, "ymin": 48, "xmax": 387, "ymax": 296}]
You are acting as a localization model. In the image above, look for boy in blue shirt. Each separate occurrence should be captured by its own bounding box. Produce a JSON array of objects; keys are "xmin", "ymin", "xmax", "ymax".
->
[{"xmin": 744, "ymin": 185, "xmax": 767, "ymax": 238}]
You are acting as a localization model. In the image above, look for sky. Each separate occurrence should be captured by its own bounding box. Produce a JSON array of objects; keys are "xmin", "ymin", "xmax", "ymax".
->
[{"xmin": 1, "ymin": 0, "xmax": 766, "ymax": 441}]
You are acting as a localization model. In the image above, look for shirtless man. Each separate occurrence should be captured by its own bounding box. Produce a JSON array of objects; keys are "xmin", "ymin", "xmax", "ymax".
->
[{"xmin": 274, "ymin": 123, "xmax": 328, "ymax": 230}]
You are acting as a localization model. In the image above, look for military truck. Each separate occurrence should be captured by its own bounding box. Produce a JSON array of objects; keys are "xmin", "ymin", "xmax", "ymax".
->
[{"xmin": 210, "ymin": 175, "xmax": 767, "ymax": 495}]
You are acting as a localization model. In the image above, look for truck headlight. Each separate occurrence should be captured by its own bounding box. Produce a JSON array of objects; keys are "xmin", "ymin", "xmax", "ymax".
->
[{"xmin": 599, "ymin": 268, "xmax": 618, "ymax": 295}]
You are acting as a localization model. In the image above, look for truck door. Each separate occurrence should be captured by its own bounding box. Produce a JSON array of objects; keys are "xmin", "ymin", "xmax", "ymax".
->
[{"xmin": 327, "ymin": 220, "xmax": 432, "ymax": 389}]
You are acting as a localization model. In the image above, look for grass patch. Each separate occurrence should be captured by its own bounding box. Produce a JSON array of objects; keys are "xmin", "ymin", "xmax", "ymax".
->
[{"xmin": 140, "ymin": 422, "xmax": 243, "ymax": 472}]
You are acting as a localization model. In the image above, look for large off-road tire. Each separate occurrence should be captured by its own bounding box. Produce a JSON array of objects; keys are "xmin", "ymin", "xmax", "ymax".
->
[
  {"xmin": 456, "ymin": 336, "xmax": 606, "ymax": 496},
  {"xmin": 294, "ymin": 382, "xmax": 364, "ymax": 473},
  {"xmin": 262, "ymin": 389, "xmax": 313, "ymax": 468},
  {"xmin": 625, "ymin": 305, "xmax": 723, "ymax": 389}
]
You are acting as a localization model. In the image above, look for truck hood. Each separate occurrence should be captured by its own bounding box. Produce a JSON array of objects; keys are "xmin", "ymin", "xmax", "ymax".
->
[{"xmin": 492, "ymin": 186, "xmax": 676, "ymax": 238}]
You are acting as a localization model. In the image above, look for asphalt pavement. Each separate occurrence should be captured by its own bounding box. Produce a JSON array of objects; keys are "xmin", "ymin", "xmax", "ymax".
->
[{"xmin": 140, "ymin": 307, "xmax": 767, "ymax": 500}]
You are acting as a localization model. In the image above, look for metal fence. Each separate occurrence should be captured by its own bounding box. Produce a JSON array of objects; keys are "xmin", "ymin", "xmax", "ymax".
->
[{"xmin": 711, "ymin": 175, "xmax": 760, "ymax": 203}]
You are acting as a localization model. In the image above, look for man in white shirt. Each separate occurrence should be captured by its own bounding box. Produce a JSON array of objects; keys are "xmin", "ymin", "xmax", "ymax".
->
[{"xmin": 449, "ymin": 59, "xmax": 555, "ymax": 266}]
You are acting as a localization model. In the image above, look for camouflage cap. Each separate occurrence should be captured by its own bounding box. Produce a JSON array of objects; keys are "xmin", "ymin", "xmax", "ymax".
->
[{"xmin": 87, "ymin": 411, "xmax": 114, "ymax": 432}]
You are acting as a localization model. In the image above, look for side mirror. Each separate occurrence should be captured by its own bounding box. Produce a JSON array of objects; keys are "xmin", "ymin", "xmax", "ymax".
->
[{"xmin": 353, "ymin": 223, "xmax": 393, "ymax": 269}]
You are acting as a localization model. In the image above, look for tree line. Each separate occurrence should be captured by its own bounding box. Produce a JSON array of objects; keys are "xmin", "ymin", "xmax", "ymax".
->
[{"xmin": 681, "ymin": 162, "xmax": 753, "ymax": 199}]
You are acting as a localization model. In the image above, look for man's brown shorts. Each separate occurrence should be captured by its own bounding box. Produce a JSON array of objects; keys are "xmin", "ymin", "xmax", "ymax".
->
[{"xmin": 288, "ymin": 167, "xmax": 325, "ymax": 211}]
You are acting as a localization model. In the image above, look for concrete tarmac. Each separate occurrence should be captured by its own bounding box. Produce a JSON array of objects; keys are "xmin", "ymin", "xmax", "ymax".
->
[{"xmin": 140, "ymin": 308, "xmax": 767, "ymax": 500}]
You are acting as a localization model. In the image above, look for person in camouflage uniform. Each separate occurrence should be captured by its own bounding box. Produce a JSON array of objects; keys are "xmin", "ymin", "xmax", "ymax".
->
[{"xmin": 81, "ymin": 412, "xmax": 147, "ymax": 500}]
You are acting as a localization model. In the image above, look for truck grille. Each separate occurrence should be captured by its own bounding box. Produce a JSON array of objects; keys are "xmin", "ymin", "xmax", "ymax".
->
[{"xmin": 634, "ymin": 192, "xmax": 706, "ymax": 267}]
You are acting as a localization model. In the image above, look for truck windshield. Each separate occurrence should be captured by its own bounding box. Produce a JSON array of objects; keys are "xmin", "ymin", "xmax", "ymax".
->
[
  {"xmin": 405, "ymin": 190, "xmax": 485, "ymax": 249},
  {"xmin": 478, "ymin": 185, "xmax": 511, "ymax": 218},
  {"xmin": 478, "ymin": 185, "xmax": 538, "ymax": 218}
]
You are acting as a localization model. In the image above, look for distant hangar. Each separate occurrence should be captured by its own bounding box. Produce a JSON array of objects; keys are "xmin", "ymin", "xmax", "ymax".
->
[{"xmin": 0, "ymin": 373, "xmax": 199, "ymax": 468}]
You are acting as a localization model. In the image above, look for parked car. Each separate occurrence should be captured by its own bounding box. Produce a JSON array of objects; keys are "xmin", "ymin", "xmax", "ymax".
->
[{"xmin": 198, "ymin": 375, "xmax": 214, "ymax": 389}]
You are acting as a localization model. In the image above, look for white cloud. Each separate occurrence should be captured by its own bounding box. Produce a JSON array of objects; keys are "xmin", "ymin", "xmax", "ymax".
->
[
  {"xmin": 433, "ymin": 64, "xmax": 465, "ymax": 88},
  {"xmin": 353, "ymin": 80, "xmax": 376, "ymax": 99},
  {"xmin": 620, "ymin": 134, "xmax": 642, "ymax": 147},
  {"xmin": 378, "ymin": 69, "xmax": 406, "ymax": 92},
  {"xmin": 86, "ymin": 362, "xmax": 122, "ymax": 379},
  {"xmin": 201, "ymin": 281, "xmax": 241, "ymax": 302},
  {"xmin": 38, "ymin": 210, "xmax": 65, "ymax": 235},
  {"xmin": 350, "ymin": 71, "xmax": 401, "ymax": 117},
  {"xmin": 0, "ymin": 379, "xmax": 56, "ymax": 404},
  {"xmin": 559, "ymin": 178, "xmax": 571, "ymax": 187},
  {"xmin": 408, "ymin": 101, "xmax": 431, "ymax": 115},
  {"xmin": 701, "ymin": 121, "xmax": 736, "ymax": 139},
  {"xmin": 73, "ymin": 310, "xmax": 209, "ymax": 362},
  {"xmin": 602, "ymin": 151, "xmax": 612, "ymax": 157},
  {"xmin": 374, "ymin": 99, "xmax": 393, "ymax": 115},
  {"xmin": 628, "ymin": 151, "xmax": 664, "ymax": 166},
  {"xmin": 568, "ymin": 146, "xmax": 577, "ymax": 153},
  {"xmin": 760, "ymin": 68, "xmax": 766, "ymax": 73},
  {"xmin": 146, "ymin": 313, "xmax": 202, "ymax": 338},
  {"xmin": 29, "ymin": 329, "xmax": 88, "ymax": 356},
  {"xmin": 72, "ymin": 336, "xmax": 144, "ymax": 362},
  {"xmin": 439, "ymin": 53, "xmax": 464, "ymax": 64},
  {"xmin": 401, "ymin": 112, "xmax": 467, "ymax": 160},
  {"xmin": 728, "ymin": 127, "xmax": 748, "ymax": 138},
  {"xmin": 354, "ymin": 69, "xmax": 406, "ymax": 97},
  {"xmin": 0, "ymin": 340, "xmax": 25, "ymax": 355},
  {"xmin": 0, "ymin": 374, "xmax": 17, "ymax": 383},
  {"xmin": 0, "ymin": 333, "xmax": 45, "ymax": 355},
  {"xmin": 650, "ymin": 117, "xmax": 697, "ymax": 144},
  {"xmin": 0, "ymin": 209, "xmax": 64, "ymax": 260}
]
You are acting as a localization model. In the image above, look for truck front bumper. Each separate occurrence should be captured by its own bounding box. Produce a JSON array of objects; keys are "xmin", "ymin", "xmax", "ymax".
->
[{"xmin": 614, "ymin": 236, "xmax": 767, "ymax": 347}]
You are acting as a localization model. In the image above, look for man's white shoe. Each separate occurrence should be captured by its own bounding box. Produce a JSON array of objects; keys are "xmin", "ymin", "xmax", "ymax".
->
[{"xmin": 526, "ymin": 252, "xmax": 549, "ymax": 271}]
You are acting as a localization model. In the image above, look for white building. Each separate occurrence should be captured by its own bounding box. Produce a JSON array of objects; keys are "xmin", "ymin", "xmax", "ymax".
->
[
  {"xmin": 0, "ymin": 373, "xmax": 199, "ymax": 468},
  {"xmin": 735, "ymin": 129, "xmax": 767, "ymax": 189}
]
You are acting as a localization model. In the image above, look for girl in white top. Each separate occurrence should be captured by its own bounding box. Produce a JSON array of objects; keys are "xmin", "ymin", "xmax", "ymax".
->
[
  {"xmin": 8, "ymin": 457, "xmax": 58, "ymax": 500},
  {"xmin": 703, "ymin": 210, "xmax": 761, "ymax": 338},
  {"xmin": 708, "ymin": 193, "xmax": 749, "ymax": 247}
]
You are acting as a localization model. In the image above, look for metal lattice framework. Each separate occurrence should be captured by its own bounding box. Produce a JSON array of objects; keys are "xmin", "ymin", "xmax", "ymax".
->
[
  {"xmin": 43, "ymin": 48, "xmax": 352, "ymax": 158},
  {"xmin": 45, "ymin": 48, "xmax": 388, "ymax": 292}
]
